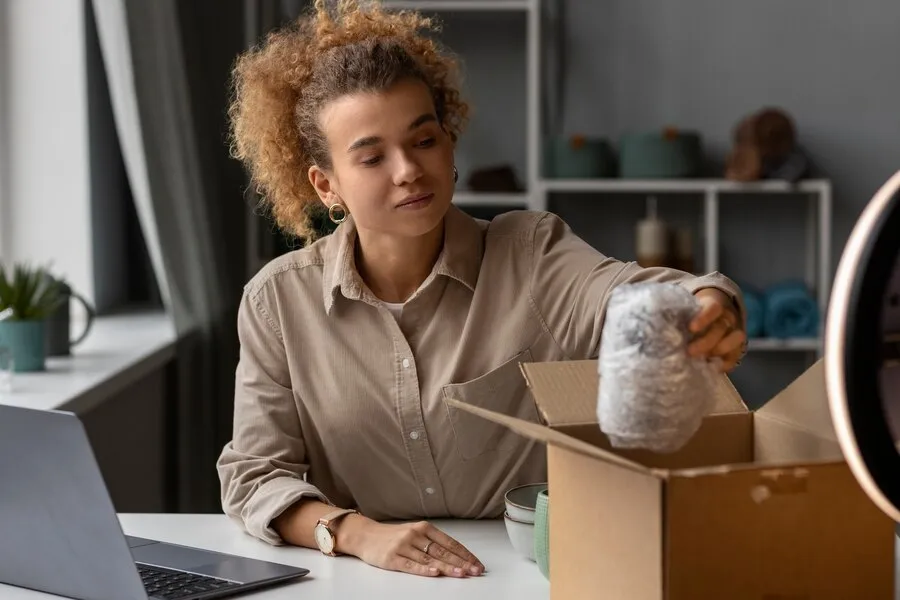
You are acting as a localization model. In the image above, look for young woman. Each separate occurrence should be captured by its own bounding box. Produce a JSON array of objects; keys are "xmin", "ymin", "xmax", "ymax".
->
[{"xmin": 217, "ymin": 0, "xmax": 746, "ymax": 579}]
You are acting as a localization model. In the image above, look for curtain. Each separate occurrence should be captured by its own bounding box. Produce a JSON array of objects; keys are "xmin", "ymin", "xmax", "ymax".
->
[{"xmin": 91, "ymin": 0, "xmax": 247, "ymax": 512}]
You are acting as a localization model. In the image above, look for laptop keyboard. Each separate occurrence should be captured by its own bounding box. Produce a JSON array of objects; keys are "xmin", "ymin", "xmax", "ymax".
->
[{"xmin": 137, "ymin": 563, "xmax": 240, "ymax": 599}]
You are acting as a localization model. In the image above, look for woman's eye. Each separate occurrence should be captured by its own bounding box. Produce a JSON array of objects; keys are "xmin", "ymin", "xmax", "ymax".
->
[
  {"xmin": 361, "ymin": 156, "xmax": 382, "ymax": 166},
  {"xmin": 417, "ymin": 137, "xmax": 436, "ymax": 148}
]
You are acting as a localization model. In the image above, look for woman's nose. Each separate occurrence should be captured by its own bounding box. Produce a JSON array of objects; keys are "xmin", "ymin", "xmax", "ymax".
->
[{"xmin": 393, "ymin": 152, "xmax": 424, "ymax": 185}]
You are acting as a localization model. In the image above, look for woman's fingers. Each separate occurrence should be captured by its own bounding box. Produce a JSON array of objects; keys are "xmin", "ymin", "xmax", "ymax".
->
[
  {"xmin": 686, "ymin": 315, "xmax": 746, "ymax": 372},
  {"xmin": 709, "ymin": 329, "xmax": 746, "ymax": 371},
  {"xmin": 712, "ymin": 329, "xmax": 746, "ymax": 358},
  {"xmin": 689, "ymin": 293, "xmax": 724, "ymax": 334},
  {"xmin": 397, "ymin": 537, "xmax": 467, "ymax": 578},
  {"xmin": 418, "ymin": 522, "xmax": 484, "ymax": 575},
  {"xmin": 687, "ymin": 318, "xmax": 729, "ymax": 357},
  {"xmin": 423, "ymin": 541, "xmax": 469, "ymax": 575},
  {"xmin": 390, "ymin": 554, "xmax": 440, "ymax": 578}
]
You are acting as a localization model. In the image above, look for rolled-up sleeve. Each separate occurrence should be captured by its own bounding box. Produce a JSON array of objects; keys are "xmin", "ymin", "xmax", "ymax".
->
[
  {"xmin": 529, "ymin": 212, "xmax": 746, "ymax": 359},
  {"xmin": 216, "ymin": 284, "xmax": 330, "ymax": 545}
]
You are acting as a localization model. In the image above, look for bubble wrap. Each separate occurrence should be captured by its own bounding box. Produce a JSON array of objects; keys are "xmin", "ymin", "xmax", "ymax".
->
[{"xmin": 597, "ymin": 282, "xmax": 720, "ymax": 453}]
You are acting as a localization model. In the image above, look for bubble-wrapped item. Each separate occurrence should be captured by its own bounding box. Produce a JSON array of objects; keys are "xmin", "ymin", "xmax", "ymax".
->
[{"xmin": 597, "ymin": 282, "xmax": 720, "ymax": 453}]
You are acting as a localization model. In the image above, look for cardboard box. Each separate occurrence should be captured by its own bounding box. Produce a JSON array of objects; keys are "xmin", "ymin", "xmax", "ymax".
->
[{"xmin": 447, "ymin": 359, "xmax": 896, "ymax": 599}]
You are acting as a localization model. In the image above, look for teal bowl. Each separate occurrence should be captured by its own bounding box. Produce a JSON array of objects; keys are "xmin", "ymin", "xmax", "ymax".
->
[
  {"xmin": 619, "ymin": 130, "xmax": 702, "ymax": 179},
  {"xmin": 545, "ymin": 136, "xmax": 616, "ymax": 179},
  {"xmin": 533, "ymin": 489, "xmax": 550, "ymax": 580}
]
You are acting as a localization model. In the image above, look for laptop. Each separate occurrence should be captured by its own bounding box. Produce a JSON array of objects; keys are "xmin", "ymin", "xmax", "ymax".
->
[{"xmin": 0, "ymin": 404, "xmax": 309, "ymax": 600}]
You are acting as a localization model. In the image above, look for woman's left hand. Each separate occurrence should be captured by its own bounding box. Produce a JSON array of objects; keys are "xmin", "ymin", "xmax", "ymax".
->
[{"xmin": 687, "ymin": 288, "xmax": 746, "ymax": 372}]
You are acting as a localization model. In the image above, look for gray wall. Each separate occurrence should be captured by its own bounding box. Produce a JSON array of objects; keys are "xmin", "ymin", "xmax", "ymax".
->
[{"xmin": 439, "ymin": 10, "xmax": 528, "ymax": 190}]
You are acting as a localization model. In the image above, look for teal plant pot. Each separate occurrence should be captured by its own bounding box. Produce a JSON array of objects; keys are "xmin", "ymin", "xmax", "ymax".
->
[
  {"xmin": 619, "ymin": 130, "xmax": 702, "ymax": 178},
  {"xmin": 545, "ymin": 136, "xmax": 616, "ymax": 179},
  {"xmin": 533, "ymin": 489, "xmax": 550, "ymax": 580},
  {"xmin": 0, "ymin": 320, "xmax": 47, "ymax": 372}
]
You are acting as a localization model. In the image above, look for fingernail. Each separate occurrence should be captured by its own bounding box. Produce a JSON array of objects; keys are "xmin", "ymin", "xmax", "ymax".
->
[
  {"xmin": 430, "ymin": 567, "xmax": 439, "ymax": 574},
  {"xmin": 454, "ymin": 567, "xmax": 463, "ymax": 575},
  {"xmin": 469, "ymin": 566, "xmax": 481, "ymax": 575}
]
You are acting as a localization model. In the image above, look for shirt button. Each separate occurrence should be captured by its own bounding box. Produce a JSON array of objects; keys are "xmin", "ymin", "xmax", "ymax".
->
[
  {"xmin": 402, "ymin": 358, "xmax": 411, "ymax": 369},
  {"xmin": 425, "ymin": 487, "xmax": 435, "ymax": 495},
  {"xmin": 409, "ymin": 430, "xmax": 420, "ymax": 440}
]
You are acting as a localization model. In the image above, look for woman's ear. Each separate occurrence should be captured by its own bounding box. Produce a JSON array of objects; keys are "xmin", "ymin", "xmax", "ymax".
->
[{"xmin": 308, "ymin": 165, "xmax": 333, "ymax": 209}]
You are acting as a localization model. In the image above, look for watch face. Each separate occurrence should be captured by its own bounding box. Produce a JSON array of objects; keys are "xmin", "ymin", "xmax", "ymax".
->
[{"xmin": 314, "ymin": 523, "xmax": 335, "ymax": 554}]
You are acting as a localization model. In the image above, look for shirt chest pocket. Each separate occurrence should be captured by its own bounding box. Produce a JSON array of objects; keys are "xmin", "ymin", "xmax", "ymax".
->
[{"xmin": 441, "ymin": 349, "xmax": 539, "ymax": 461}]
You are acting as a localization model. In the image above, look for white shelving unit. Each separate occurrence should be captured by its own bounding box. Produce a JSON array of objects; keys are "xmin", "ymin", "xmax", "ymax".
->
[
  {"xmin": 747, "ymin": 337, "xmax": 822, "ymax": 352},
  {"xmin": 529, "ymin": 178, "xmax": 833, "ymax": 355}
]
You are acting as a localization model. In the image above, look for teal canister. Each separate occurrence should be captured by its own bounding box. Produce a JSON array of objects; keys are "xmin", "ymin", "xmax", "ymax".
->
[
  {"xmin": 619, "ymin": 129, "xmax": 702, "ymax": 178},
  {"xmin": 546, "ymin": 135, "xmax": 616, "ymax": 179},
  {"xmin": 533, "ymin": 488, "xmax": 550, "ymax": 580},
  {"xmin": 0, "ymin": 320, "xmax": 47, "ymax": 372}
]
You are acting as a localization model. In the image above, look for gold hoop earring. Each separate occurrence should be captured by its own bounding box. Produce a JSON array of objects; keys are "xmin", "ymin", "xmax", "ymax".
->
[
  {"xmin": 328, "ymin": 203, "xmax": 348, "ymax": 224},
  {"xmin": 453, "ymin": 166, "xmax": 459, "ymax": 183}
]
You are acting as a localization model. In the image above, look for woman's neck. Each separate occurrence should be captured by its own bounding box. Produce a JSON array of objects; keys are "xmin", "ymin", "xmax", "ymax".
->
[{"xmin": 354, "ymin": 221, "xmax": 445, "ymax": 304}]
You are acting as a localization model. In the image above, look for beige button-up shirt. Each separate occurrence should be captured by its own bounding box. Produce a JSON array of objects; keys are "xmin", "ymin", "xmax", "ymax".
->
[{"xmin": 217, "ymin": 206, "xmax": 744, "ymax": 545}]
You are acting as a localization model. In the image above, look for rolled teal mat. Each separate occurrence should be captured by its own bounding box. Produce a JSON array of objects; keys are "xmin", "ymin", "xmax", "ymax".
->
[
  {"xmin": 763, "ymin": 282, "xmax": 819, "ymax": 339},
  {"xmin": 742, "ymin": 289, "xmax": 764, "ymax": 338}
]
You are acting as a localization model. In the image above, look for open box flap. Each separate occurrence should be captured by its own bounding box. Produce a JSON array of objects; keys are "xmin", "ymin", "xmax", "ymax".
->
[
  {"xmin": 519, "ymin": 360, "xmax": 747, "ymax": 428},
  {"xmin": 444, "ymin": 396, "xmax": 656, "ymax": 477},
  {"xmin": 519, "ymin": 360, "xmax": 599, "ymax": 426},
  {"xmin": 755, "ymin": 358, "xmax": 837, "ymax": 442},
  {"xmin": 710, "ymin": 371, "xmax": 749, "ymax": 413}
]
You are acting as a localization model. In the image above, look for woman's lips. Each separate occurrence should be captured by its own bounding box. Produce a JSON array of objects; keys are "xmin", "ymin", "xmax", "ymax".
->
[{"xmin": 397, "ymin": 192, "xmax": 435, "ymax": 209}]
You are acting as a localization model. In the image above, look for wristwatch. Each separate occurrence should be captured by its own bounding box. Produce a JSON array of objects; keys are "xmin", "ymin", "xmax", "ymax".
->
[{"xmin": 313, "ymin": 508, "xmax": 359, "ymax": 556}]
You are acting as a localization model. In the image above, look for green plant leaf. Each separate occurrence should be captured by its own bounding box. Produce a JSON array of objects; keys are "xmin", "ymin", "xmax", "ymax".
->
[{"xmin": 0, "ymin": 262, "xmax": 64, "ymax": 320}]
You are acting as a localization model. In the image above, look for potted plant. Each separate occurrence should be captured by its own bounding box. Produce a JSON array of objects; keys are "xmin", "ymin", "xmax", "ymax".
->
[{"xmin": 0, "ymin": 263, "xmax": 65, "ymax": 372}]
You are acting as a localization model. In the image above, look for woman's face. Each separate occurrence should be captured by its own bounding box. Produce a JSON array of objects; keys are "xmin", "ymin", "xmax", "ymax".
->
[{"xmin": 310, "ymin": 78, "xmax": 455, "ymax": 239}]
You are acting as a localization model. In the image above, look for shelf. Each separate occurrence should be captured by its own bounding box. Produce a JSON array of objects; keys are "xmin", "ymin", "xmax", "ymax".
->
[
  {"xmin": 382, "ymin": 0, "xmax": 534, "ymax": 12},
  {"xmin": 541, "ymin": 178, "xmax": 830, "ymax": 195},
  {"xmin": 452, "ymin": 191, "xmax": 529, "ymax": 207},
  {"xmin": 746, "ymin": 337, "xmax": 821, "ymax": 352}
]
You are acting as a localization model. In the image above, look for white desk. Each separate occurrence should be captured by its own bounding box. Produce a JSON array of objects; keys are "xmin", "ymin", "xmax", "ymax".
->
[
  {"xmin": 0, "ymin": 515, "xmax": 550, "ymax": 599},
  {"xmin": 1, "ymin": 514, "xmax": 898, "ymax": 598}
]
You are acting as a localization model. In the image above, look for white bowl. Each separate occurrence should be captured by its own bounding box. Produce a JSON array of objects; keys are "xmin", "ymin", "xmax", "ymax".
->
[
  {"xmin": 504, "ymin": 511, "xmax": 535, "ymax": 561},
  {"xmin": 504, "ymin": 482, "xmax": 547, "ymax": 523}
]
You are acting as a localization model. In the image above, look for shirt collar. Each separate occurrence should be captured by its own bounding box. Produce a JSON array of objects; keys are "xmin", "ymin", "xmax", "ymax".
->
[
  {"xmin": 322, "ymin": 217, "xmax": 360, "ymax": 314},
  {"xmin": 433, "ymin": 204, "xmax": 483, "ymax": 293},
  {"xmin": 322, "ymin": 205, "xmax": 484, "ymax": 314}
]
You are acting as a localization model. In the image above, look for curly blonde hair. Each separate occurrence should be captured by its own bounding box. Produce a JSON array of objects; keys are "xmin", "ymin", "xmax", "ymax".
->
[{"xmin": 228, "ymin": 0, "xmax": 470, "ymax": 241}]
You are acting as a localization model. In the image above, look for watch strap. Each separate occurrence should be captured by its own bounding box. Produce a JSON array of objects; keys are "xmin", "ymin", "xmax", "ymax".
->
[
  {"xmin": 316, "ymin": 508, "xmax": 358, "ymax": 556},
  {"xmin": 318, "ymin": 507, "xmax": 358, "ymax": 527}
]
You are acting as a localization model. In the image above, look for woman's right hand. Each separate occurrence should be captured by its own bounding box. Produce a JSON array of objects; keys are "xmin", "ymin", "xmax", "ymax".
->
[{"xmin": 347, "ymin": 519, "xmax": 486, "ymax": 578}]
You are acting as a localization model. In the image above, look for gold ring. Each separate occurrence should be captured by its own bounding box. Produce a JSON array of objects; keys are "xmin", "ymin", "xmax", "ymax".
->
[{"xmin": 423, "ymin": 541, "xmax": 433, "ymax": 554}]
